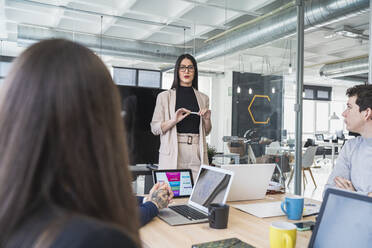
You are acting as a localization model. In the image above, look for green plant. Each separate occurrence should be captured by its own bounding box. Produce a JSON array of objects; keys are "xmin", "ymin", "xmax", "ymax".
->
[{"xmin": 207, "ymin": 144, "xmax": 217, "ymax": 165}]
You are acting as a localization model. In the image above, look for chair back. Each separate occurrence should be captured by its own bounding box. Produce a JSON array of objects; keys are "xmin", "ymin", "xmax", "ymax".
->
[{"xmin": 302, "ymin": 146, "xmax": 317, "ymax": 168}]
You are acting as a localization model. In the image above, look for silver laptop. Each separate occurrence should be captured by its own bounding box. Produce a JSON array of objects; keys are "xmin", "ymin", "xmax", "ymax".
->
[
  {"xmin": 220, "ymin": 164, "xmax": 275, "ymax": 201},
  {"xmin": 157, "ymin": 165, "xmax": 234, "ymax": 226}
]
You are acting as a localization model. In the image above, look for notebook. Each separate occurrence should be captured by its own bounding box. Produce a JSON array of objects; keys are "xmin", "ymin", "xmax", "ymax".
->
[
  {"xmin": 192, "ymin": 238, "xmax": 255, "ymax": 248},
  {"xmin": 309, "ymin": 188, "xmax": 372, "ymax": 248},
  {"xmin": 220, "ymin": 164, "xmax": 275, "ymax": 201},
  {"xmin": 157, "ymin": 165, "xmax": 234, "ymax": 226},
  {"xmin": 152, "ymin": 169, "xmax": 193, "ymax": 198}
]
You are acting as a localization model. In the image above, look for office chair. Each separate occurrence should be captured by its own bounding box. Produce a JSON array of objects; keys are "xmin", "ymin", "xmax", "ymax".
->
[{"xmin": 287, "ymin": 146, "xmax": 318, "ymax": 188}]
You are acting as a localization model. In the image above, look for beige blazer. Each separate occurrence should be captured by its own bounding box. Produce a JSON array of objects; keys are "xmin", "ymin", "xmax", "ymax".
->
[{"xmin": 150, "ymin": 88, "xmax": 210, "ymax": 169}]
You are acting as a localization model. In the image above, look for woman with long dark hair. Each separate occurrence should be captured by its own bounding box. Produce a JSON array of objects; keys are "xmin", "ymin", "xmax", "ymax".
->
[
  {"xmin": 0, "ymin": 39, "xmax": 140, "ymax": 247},
  {"xmin": 151, "ymin": 54, "xmax": 212, "ymax": 179}
]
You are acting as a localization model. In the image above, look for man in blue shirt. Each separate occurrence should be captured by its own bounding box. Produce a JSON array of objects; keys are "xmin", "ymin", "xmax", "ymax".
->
[
  {"xmin": 324, "ymin": 85, "xmax": 372, "ymax": 197},
  {"xmin": 138, "ymin": 182, "xmax": 174, "ymax": 226}
]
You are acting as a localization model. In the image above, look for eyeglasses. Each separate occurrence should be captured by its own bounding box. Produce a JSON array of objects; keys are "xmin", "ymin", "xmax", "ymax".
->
[{"xmin": 179, "ymin": 65, "xmax": 195, "ymax": 72}]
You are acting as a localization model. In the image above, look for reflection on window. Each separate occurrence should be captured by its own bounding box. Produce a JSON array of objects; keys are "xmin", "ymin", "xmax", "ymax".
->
[
  {"xmin": 113, "ymin": 68, "xmax": 136, "ymax": 86},
  {"xmin": 138, "ymin": 70, "xmax": 161, "ymax": 88},
  {"xmin": 316, "ymin": 102, "xmax": 329, "ymax": 132}
]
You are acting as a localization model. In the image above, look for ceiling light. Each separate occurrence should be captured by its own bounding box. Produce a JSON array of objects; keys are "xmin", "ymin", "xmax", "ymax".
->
[
  {"xmin": 329, "ymin": 112, "xmax": 340, "ymax": 120},
  {"xmin": 288, "ymin": 63, "xmax": 293, "ymax": 74},
  {"xmin": 335, "ymin": 25, "xmax": 369, "ymax": 40},
  {"xmin": 248, "ymin": 88, "xmax": 253, "ymax": 94},
  {"xmin": 324, "ymin": 32, "xmax": 337, "ymax": 39},
  {"xmin": 272, "ymin": 87, "xmax": 276, "ymax": 94},
  {"xmin": 237, "ymin": 86, "xmax": 241, "ymax": 94}
]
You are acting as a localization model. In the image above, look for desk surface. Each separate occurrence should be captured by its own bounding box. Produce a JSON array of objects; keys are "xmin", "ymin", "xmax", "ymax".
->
[{"xmin": 140, "ymin": 194, "xmax": 318, "ymax": 248}]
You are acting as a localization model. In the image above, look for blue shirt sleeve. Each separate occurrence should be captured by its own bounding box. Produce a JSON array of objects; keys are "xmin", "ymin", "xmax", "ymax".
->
[{"xmin": 136, "ymin": 196, "xmax": 159, "ymax": 226}]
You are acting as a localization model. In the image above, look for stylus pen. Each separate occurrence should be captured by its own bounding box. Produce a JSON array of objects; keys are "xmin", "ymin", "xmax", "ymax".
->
[{"xmin": 189, "ymin": 111, "xmax": 199, "ymax": 115}]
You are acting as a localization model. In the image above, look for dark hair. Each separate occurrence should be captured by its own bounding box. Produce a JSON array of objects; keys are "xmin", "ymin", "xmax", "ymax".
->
[
  {"xmin": 171, "ymin": 54, "xmax": 198, "ymax": 90},
  {"xmin": 346, "ymin": 84, "xmax": 372, "ymax": 112},
  {"xmin": 0, "ymin": 39, "xmax": 140, "ymax": 246}
]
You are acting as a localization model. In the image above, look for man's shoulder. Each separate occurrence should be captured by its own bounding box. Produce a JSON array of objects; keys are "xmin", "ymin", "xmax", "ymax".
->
[{"xmin": 344, "ymin": 136, "xmax": 362, "ymax": 147}]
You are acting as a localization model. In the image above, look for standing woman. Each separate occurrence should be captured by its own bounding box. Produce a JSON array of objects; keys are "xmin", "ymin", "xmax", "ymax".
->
[
  {"xmin": 151, "ymin": 54, "xmax": 211, "ymax": 179},
  {"xmin": 0, "ymin": 39, "xmax": 140, "ymax": 247}
]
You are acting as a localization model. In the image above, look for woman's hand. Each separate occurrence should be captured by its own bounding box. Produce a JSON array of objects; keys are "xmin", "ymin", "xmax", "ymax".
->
[
  {"xmin": 173, "ymin": 108, "xmax": 190, "ymax": 124},
  {"xmin": 199, "ymin": 109, "xmax": 211, "ymax": 121}
]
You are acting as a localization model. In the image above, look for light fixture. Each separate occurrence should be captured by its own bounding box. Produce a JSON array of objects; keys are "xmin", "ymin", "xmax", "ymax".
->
[
  {"xmin": 288, "ymin": 63, "xmax": 292, "ymax": 74},
  {"xmin": 329, "ymin": 112, "xmax": 340, "ymax": 120},
  {"xmin": 325, "ymin": 25, "xmax": 369, "ymax": 40},
  {"xmin": 248, "ymin": 88, "xmax": 252, "ymax": 94},
  {"xmin": 237, "ymin": 86, "xmax": 241, "ymax": 94},
  {"xmin": 271, "ymin": 87, "xmax": 275, "ymax": 94}
]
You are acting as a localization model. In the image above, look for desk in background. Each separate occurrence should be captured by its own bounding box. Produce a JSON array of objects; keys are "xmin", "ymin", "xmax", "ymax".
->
[
  {"xmin": 316, "ymin": 142, "xmax": 343, "ymax": 168},
  {"xmin": 140, "ymin": 194, "xmax": 317, "ymax": 248}
]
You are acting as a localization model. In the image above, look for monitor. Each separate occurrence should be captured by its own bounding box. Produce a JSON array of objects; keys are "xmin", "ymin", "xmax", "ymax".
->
[
  {"xmin": 309, "ymin": 188, "xmax": 372, "ymax": 248},
  {"xmin": 118, "ymin": 85, "xmax": 165, "ymax": 165},
  {"xmin": 315, "ymin": 133, "xmax": 324, "ymax": 141}
]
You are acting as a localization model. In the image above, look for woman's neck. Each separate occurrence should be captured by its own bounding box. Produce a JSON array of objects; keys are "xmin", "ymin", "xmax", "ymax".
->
[{"xmin": 180, "ymin": 81, "xmax": 192, "ymax": 87}]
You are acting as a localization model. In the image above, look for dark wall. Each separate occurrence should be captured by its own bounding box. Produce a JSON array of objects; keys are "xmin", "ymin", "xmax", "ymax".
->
[
  {"xmin": 232, "ymin": 72, "xmax": 283, "ymax": 142},
  {"xmin": 118, "ymin": 85, "xmax": 164, "ymax": 165}
]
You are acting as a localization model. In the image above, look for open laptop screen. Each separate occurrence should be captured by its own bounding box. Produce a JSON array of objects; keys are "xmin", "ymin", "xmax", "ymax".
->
[
  {"xmin": 309, "ymin": 188, "xmax": 372, "ymax": 248},
  {"xmin": 190, "ymin": 167, "xmax": 232, "ymax": 208}
]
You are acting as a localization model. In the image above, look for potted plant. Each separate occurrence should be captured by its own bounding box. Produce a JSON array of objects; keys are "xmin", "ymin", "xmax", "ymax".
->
[{"xmin": 207, "ymin": 144, "xmax": 217, "ymax": 165}]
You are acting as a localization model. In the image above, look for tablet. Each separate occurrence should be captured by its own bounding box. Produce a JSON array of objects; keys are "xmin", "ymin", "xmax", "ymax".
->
[{"xmin": 152, "ymin": 169, "xmax": 194, "ymax": 198}]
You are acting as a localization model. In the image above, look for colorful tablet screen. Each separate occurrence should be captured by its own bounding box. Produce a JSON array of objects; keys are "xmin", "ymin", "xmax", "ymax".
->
[{"xmin": 154, "ymin": 171, "xmax": 193, "ymax": 197}]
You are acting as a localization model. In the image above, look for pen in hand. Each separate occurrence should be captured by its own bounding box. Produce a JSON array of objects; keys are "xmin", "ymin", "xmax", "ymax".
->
[{"xmin": 189, "ymin": 111, "xmax": 199, "ymax": 115}]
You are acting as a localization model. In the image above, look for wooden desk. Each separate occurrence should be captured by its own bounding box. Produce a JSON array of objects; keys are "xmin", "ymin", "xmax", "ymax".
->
[{"xmin": 140, "ymin": 194, "xmax": 317, "ymax": 248}]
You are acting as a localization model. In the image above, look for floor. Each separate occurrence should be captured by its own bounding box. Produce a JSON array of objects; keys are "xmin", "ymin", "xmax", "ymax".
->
[{"xmin": 286, "ymin": 157, "xmax": 334, "ymax": 201}]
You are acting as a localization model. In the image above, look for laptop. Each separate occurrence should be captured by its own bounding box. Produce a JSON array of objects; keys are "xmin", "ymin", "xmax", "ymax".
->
[
  {"xmin": 157, "ymin": 165, "xmax": 234, "ymax": 226},
  {"xmin": 152, "ymin": 169, "xmax": 194, "ymax": 198},
  {"xmin": 308, "ymin": 188, "xmax": 372, "ymax": 248},
  {"xmin": 220, "ymin": 164, "xmax": 275, "ymax": 201}
]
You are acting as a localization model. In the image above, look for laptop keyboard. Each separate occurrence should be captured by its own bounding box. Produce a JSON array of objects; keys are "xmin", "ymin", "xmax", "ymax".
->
[{"xmin": 169, "ymin": 205, "xmax": 208, "ymax": 220}]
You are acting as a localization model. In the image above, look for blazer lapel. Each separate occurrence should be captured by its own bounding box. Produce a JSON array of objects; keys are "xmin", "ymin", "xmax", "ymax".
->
[
  {"xmin": 169, "ymin": 89, "xmax": 176, "ymax": 120},
  {"xmin": 193, "ymin": 88, "xmax": 202, "ymax": 110}
]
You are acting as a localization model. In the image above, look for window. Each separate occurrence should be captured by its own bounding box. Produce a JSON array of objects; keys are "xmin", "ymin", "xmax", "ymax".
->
[
  {"xmin": 284, "ymin": 98, "xmax": 295, "ymax": 134},
  {"xmin": 113, "ymin": 67, "xmax": 162, "ymax": 88},
  {"xmin": 303, "ymin": 85, "xmax": 332, "ymax": 101},
  {"xmin": 330, "ymin": 102, "xmax": 345, "ymax": 132},
  {"xmin": 113, "ymin": 68, "xmax": 136, "ymax": 86},
  {"xmin": 138, "ymin": 70, "xmax": 161, "ymax": 88},
  {"xmin": 303, "ymin": 100, "xmax": 315, "ymax": 132},
  {"xmin": 316, "ymin": 102, "xmax": 329, "ymax": 132}
]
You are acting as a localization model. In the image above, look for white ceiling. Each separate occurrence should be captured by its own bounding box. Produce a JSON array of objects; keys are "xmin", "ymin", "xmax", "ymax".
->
[{"xmin": 1, "ymin": 0, "xmax": 370, "ymax": 86}]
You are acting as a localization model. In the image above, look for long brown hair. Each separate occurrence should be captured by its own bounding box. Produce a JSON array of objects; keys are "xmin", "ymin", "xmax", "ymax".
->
[{"xmin": 0, "ymin": 39, "xmax": 140, "ymax": 246}]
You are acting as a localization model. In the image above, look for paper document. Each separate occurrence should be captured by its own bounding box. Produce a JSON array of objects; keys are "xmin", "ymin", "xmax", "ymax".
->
[{"xmin": 232, "ymin": 200, "xmax": 321, "ymax": 218}]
